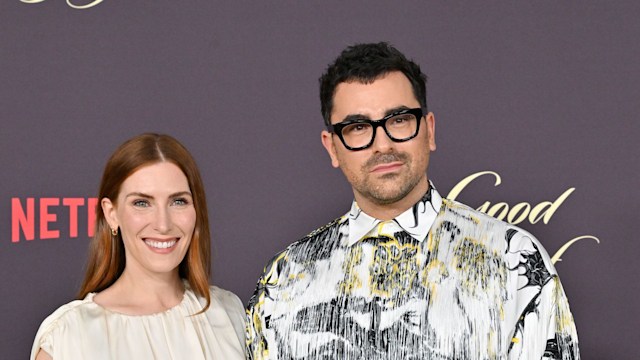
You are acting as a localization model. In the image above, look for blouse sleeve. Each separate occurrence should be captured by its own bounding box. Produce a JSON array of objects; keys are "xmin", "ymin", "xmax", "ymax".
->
[
  {"xmin": 31, "ymin": 323, "xmax": 54, "ymax": 360},
  {"xmin": 211, "ymin": 286, "xmax": 247, "ymax": 348},
  {"xmin": 30, "ymin": 301, "xmax": 79, "ymax": 360}
]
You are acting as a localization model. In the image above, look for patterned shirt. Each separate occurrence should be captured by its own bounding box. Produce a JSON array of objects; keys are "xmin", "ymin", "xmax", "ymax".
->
[{"xmin": 246, "ymin": 183, "xmax": 579, "ymax": 359}]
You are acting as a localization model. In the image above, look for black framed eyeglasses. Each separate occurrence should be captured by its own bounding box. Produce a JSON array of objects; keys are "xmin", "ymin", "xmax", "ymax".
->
[{"xmin": 327, "ymin": 108, "xmax": 423, "ymax": 151}]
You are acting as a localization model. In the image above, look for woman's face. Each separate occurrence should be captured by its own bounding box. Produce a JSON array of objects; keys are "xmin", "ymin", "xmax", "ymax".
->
[{"xmin": 102, "ymin": 162, "xmax": 196, "ymax": 277}]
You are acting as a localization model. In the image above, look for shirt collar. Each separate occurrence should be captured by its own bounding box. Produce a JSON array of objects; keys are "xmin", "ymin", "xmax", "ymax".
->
[{"xmin": 346, "ymin": 181, "xmax": 443, "ymax": 246}]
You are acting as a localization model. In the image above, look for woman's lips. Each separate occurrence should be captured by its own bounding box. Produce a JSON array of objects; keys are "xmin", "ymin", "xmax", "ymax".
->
[{"xmin": 143, "ymin": 238, "xmax": 178, "ymax": 250}]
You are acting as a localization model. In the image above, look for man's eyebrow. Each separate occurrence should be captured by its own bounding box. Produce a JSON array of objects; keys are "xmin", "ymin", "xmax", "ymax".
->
[
  {"xmin": 341, "ymin": 113, "xmax": 371, "ymax": 122},
  {"xmin": 385, "ymin": 105, "xmax": 411, "ymax": 114},
  {"xmin": 339, "ymin": 106, "xmax": 412, "ymax": 123}
]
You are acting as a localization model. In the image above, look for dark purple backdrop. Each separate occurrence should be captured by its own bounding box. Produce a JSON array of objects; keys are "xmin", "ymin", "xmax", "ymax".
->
[{"xmin": 1, "ymin": 1, "xmax": 638, "ymax": 359}]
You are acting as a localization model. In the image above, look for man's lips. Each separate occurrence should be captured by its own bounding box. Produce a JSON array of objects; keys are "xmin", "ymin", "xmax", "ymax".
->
[{"xmin": 370, "ymin": 162, "xmax": 403, "ymax": 173}]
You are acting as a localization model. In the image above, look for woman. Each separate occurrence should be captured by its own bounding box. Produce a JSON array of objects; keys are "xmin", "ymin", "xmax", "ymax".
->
[{"xmin": 31, "ymin": 133, "xmax": 246, "ymax": 359}]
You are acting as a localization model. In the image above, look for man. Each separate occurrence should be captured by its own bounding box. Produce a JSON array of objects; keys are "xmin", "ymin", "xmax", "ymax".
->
[{"xmin": 247, "ymin": 42, "xmax": 579, "ymax": 359}]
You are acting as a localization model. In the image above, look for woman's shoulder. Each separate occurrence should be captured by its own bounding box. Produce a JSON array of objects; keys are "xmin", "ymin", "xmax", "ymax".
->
[
  {"xmin": 184, "ymin": 283, "xmax": 245, "ymax": 320},
  {"xmin": 209, "ymin": 285, "xmax": 243, "ymax": 308},
  {"xmin": 203, "ymin": 285, "xmax": 246, "ymax": 347},
  {"xmin": 36, "ymin": 295, "xmax": 97, "ymax": 333},
  {"xmin": 207, "ymin": 285, "xmax": 245, "ymax": 323},
  {"xmin": 31, "ymin": 295, "xmax": 98, "ymax": 359}
]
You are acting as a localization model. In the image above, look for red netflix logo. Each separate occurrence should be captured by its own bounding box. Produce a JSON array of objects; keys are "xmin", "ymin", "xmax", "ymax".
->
[{"xmin": 11, "ymin": 197, "xmax": 98, "ymax": 242}]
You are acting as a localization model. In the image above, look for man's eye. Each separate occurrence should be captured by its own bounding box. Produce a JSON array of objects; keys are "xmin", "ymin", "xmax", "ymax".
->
[
  {"xmin": 394, "ymin": 115, "xmax": 411, "ymax": 123},
  {"xmin": 343, "ymin": 123, "xmax": 370, "ymax": 134},
  {"xmin": 388, "ymin": 114, "xmax": 414, "ymax": 127}
]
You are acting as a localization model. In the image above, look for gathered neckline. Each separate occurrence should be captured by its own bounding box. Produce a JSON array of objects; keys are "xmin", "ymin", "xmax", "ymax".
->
[{"xmin": 85, "ymin": 289, "xmax": 190, "ymax": 317}]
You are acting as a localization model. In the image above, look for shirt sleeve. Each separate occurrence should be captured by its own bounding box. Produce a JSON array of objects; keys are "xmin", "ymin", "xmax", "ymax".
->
[
  {"xmin": 508, "ymin": 275, "xmax": 580, "ymax": 360},
  {"xmin": 246, "ymin": 251, "xmax": 286, "ymax": 360}
]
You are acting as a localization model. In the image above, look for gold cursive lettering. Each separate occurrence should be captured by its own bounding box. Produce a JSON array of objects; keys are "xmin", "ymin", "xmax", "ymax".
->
[
  {"xmin": 20, "ymin": 0, "xmax": 104, "ymax": 9},
  {"xmin": 448, "ymin": 171, "xmax": 599, "ymax": 263},
  {"xmin": 528, "ymin": 188, "xmax": 575, "ymax": 224},
  {"xmin": 551, "ymin": 235, "xmax": 600, "ymax": 264},
  {"xmin": 447, "ymin": 171, "xmax": 575, "ymax": 226},
  {"xmin": 447, "ymin": 171, "xmax": 501, "ymax": 201},
  {"xmin": 506, "ymin": 202, "xmax": 531, "ymax": 224}
]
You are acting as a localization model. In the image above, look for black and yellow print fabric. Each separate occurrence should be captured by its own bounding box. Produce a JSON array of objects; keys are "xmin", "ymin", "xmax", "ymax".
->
[{"xmin": 246, "ymin": 185, "xmax": 579, "ymax": 359}]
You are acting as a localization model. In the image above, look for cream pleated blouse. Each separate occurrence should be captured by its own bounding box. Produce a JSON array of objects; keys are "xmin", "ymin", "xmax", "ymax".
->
[{"xmin": 30, "ymin": 285, "xmax": 246, "ymax": 360}]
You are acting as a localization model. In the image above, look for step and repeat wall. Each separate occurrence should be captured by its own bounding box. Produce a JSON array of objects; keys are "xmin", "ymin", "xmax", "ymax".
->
[{"xmin": 1, "ymin": 1, "xmax": 638, "ymax": 358}]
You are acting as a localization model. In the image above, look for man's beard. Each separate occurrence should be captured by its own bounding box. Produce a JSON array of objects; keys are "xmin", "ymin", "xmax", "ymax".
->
[{"xmin": 356, "ymin": 152, "xmax": 421, "ymax": 205}]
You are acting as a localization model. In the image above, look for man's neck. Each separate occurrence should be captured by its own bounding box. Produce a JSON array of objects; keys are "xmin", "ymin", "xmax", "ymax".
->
[{"xmin": 354, "ymin": 178, "xmax": 430, "ymax": 221}]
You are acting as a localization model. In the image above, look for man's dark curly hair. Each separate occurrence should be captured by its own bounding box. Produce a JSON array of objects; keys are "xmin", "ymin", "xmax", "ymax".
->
[{"xmin": 319, "ymin": 42, "xmax": 427, "ymax": 127}]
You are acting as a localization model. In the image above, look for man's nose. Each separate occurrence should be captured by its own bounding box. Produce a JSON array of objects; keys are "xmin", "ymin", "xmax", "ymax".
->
[{"xmin": 370, "ymin": 126, "xmax": 394, "ymax": 152}]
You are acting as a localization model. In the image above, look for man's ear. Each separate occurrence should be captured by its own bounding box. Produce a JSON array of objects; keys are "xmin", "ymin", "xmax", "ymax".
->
[
  {"xmin": 101, "ymin": 197, "xmax": 119, "ymax": 230},
  {"xmin": 426, "ymin": 112, "xmax": 436, "ymax": 151},
  {"xmin": 321, "ymin": 130, "xmax": 340, "ymax": 168}
]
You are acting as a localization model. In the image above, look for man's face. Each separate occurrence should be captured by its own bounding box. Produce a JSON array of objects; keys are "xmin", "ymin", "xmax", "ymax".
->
[{"xmin": 321, "ymin": 71, "xmax": 436, "ymax": 209}]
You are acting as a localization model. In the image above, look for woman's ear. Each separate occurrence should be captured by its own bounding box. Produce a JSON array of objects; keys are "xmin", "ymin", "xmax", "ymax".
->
[{"xmin": 101, "ymin": 197, "xmax": 118, "ymax": 231}]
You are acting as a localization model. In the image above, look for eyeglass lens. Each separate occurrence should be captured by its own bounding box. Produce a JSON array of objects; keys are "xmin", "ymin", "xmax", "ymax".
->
[{"xmin": 341, "ymin": 112, "xmax": 418, "ymax": 148}]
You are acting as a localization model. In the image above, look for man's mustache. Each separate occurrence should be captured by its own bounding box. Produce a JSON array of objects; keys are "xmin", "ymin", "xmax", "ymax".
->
[{"xmin": 364, "ymin": 153, "xmax": 408, "ymax": 169}]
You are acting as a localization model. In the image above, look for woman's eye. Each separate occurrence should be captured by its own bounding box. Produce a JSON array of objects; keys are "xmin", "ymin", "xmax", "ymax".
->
[
  {"xmin": 172, "ymin": 198, "xmax": 190, "ymax": 206},
  {"xmin": 132, "ymin": 199, "xmax": 150, "ymax": 207}
]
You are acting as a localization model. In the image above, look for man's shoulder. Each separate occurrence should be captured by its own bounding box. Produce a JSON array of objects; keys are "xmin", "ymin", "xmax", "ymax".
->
[
  {"xmin": 440, "ymin": 198, "xmax": 503, "ymax": 224},
  {"xmin": 440, "ymin": 198, "xmax": 556, "ymax": 272},
  {"xmin": 440, "ymin": 198, "xmax": 531, "ymax": 235},
  {"xmin": 261, "ymin": 216, "xmax": 346, "ymax": 268}
]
